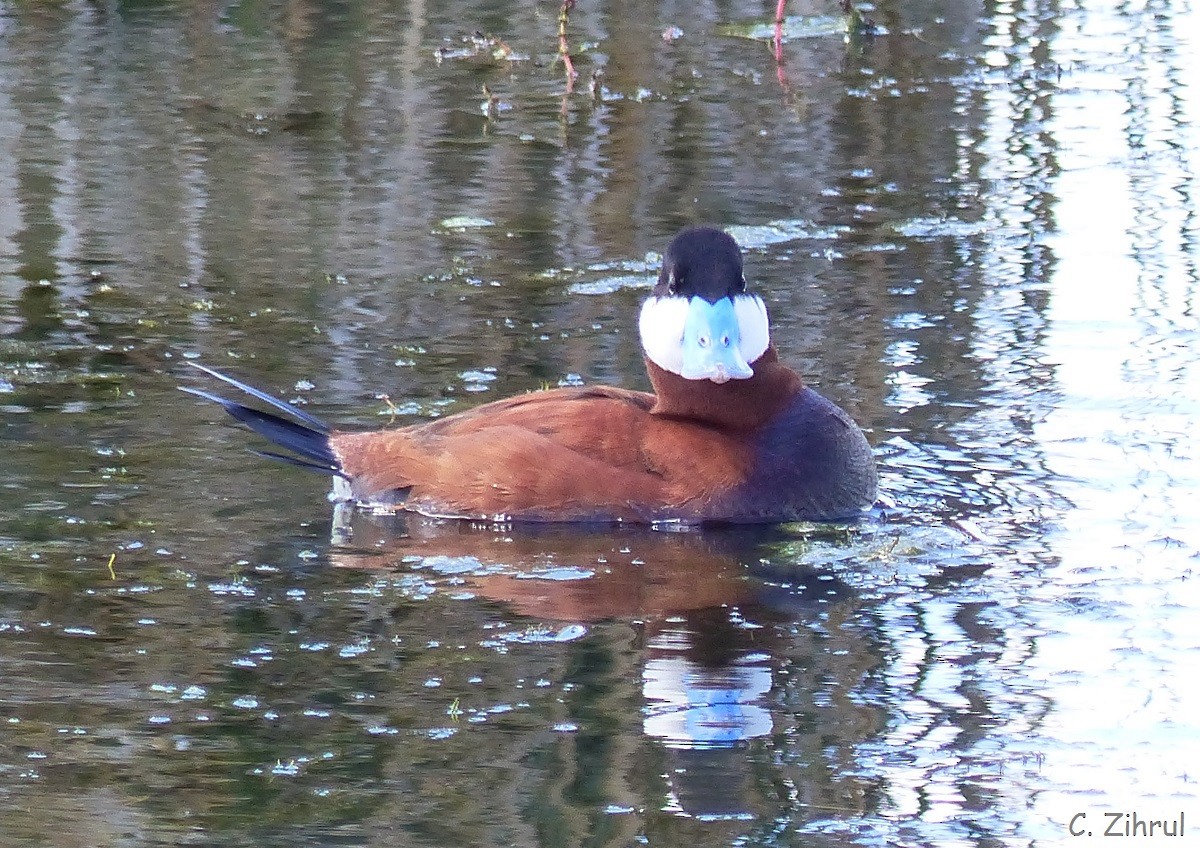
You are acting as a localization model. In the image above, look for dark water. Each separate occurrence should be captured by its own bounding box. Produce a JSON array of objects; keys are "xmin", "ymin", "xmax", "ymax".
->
[{"xmin": 2, "ymin": 0, "xmax": 1199, "ymax": 845}]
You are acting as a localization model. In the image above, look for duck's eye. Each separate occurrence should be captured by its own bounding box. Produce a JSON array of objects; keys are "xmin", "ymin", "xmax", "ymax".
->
[
  {"xmin": 697, "ymin": 334, "xmax": 710, "ymax": 348},
  {"xmin": 720, "ymin": 334, "xmax": 730, "ymax": 347}
]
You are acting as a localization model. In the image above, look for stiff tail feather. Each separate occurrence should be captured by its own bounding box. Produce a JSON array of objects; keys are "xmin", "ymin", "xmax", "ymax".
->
[{"xmin": 181, "ymin": 362, "xmax": 343, "ymax": 476}]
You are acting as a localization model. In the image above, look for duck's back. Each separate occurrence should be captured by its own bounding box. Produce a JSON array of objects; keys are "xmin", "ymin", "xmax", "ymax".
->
[{"xmin": 329, "ymin": 386, "xmax": 747, "ymax": 522}]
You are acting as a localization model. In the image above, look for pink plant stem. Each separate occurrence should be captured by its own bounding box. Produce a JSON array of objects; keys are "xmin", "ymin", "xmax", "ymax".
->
[{"xmin": 773, "ymin": 0, "xmax": 786, "ymax": 64}]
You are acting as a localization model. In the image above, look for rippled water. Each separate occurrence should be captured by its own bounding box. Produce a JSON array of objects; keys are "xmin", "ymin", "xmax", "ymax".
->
[{"xmin": 2, "ymin": 0, "xmax": 1198, "ymax": 845}]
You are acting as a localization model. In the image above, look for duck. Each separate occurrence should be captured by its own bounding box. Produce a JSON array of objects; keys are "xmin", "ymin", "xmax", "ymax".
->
[{"xmin": 183, "ymin": 226, "xmax": 877, "ymax": 524}]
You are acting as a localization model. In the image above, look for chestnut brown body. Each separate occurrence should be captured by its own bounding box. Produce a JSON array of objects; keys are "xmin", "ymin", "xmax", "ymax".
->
[{"xmin": 326, "ymin": 350, "xmax": 875, "ymax": 523}]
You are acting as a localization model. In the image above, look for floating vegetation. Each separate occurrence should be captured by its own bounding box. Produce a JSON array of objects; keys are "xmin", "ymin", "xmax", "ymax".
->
[
  {"xmin": 512, "ymin": 565, "xmax": 594, "ymax": 581},
  {"xmin": 481, "ymin": 624, "xmax": 588, "ymax": 648},
  {"xmin": 716, "ymin": 14, "xmax": 849, "ymax": 43},
  {"xmin": 717, "ymin": 7, "xmax": 885, "ymax": 43},
  {"xmin": 554, "ymin": 254, "xmax": 658, "ymax": 295},
  {"xmin": 889, "ymin": 216, "xmax": 993, "ymax": 239},
  {"xmin": 458, "ymin": 368, "xmax": 498, "ymax": 392},
  {"xmin": 725, "ymin": 219, "xmax": 849, "ymax": 249},
  {"xmin": 566, "ymin": 274, "xmax": 650, "ymax": 296},
  {"xmin": 434, "ymin": 32, "xmax": 529, "ymax": 64},
  {"xmin": 437, "ymin": 215, "xmax": 495, "ymax": 232},
  {"xmin": 559, "ymin": 222, "xmax": 849, "ymax": 296}
]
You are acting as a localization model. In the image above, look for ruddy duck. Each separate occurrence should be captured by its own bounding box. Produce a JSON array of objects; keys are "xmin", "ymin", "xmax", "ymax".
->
[{"xmin": 184, "ymin": 227, "xmax": 877, "ymax": 523}]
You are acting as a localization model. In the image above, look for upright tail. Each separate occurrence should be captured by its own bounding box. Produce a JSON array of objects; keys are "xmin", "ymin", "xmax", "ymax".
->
[{"xmin": 181, "ymin": 362, "xmax": 344, "ymax": 476}]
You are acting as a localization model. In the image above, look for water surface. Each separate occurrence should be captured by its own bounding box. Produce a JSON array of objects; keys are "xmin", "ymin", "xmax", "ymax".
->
[{"xmin": 2, "ymin": 0, "xmax": 1198, "ymax": 845}]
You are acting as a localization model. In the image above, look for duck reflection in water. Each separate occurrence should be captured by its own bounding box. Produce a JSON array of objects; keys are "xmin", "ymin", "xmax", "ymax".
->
[{"xmin": 331, "ymin": 513, "xmax": 861, "ymax": 821}]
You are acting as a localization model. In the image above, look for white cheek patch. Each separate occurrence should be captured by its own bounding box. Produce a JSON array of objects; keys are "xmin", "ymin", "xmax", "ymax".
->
[
  {"xmin": 732, "ymin": 294, "xmax": 770, "ymax": 365},
  {"xmin": 639, "ymin": 294, "xmax": 772, "ymax": 379},
  {"xmin": 639, "ymin": 296, "xmax": 690, "ymax": 376}
]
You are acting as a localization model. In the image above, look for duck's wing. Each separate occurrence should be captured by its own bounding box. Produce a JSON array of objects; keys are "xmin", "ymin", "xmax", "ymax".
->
[{"xmin": 330, "ymin": 386, "xmax": 750, "ymax": 522}]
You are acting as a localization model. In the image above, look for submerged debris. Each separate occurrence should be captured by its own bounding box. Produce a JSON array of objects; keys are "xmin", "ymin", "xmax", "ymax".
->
[
  {"xmin": 190, "ymin": 102, "xmax": 325, "ymax": 137},
  {"xmin": 840, "ymin": 0, "xmax": 885, "ymax": 38}
]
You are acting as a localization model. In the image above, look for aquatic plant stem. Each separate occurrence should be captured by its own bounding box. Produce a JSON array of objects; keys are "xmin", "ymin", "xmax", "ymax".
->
[
  {"xmin": 773, "ymin": 0, "xmax": 789, "ymax": 90},
  {"xmin": 558, "ymin": 0, "xmax": 577, "ymax": 93},
  {"xmin": 773, "ymin": 0, "xmax": 786, "ymax": 64}
]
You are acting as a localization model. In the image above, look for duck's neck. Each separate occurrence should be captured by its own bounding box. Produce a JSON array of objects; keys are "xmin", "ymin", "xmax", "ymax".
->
[{"xmin": 645, "ymin": 346, "xmax": 804, "ymax": 430}]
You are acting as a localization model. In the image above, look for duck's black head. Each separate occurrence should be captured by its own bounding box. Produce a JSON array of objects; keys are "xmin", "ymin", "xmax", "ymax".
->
[
  {"xmin": 640, "ymin": 227, "xmax": 771, "ymax": 384},
  {"xmin": 653, "ymin": 226, "xmax": 746, "ymax": 302}
]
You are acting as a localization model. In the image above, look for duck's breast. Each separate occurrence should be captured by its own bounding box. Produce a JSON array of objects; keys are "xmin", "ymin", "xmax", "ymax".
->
[{"xmin": 715, "ymin": 387, "xmax": 877, "ymax": 522}]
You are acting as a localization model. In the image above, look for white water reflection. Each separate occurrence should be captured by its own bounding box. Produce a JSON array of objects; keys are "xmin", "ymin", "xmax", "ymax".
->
[{"xmin": 986, "ymin": 0, "xmax": 1200, "ymax": 837}]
